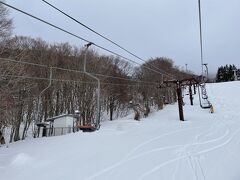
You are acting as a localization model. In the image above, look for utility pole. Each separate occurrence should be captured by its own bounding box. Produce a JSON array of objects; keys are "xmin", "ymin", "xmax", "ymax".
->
[
  {"xmin": 83, "ymin": 42, "xmax": 101, "ymax": 129},
  {"xmin": 185, "ymin": 63, "xmax": 188, "ymax": 72}
]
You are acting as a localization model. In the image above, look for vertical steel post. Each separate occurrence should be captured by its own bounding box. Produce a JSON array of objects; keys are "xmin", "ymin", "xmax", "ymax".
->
[
  {"xmin": 203, "ymin": 63, "xmax": 208, "ymax": 82},
  {"xmin": 83, "ymin": 43, "xmax": 101, "ymax": 128},
  {"xmin": 33, "ymin": 67, "xmax": 53, "ymax": 137},
  {"xmin": 193, "ymin": 84, "xmax": 196, "ymax": 95},
  {"xmin": 198, "ymin": 0, "xmax": 204, "ymax": 81},
  {"xmin": 197, "ymin": 84, "xmax": 203, "ymax": 108},
  {"xmin": 177, "ymin": 81, "xmax": 184, "ymax": 121},
  {"xmin": 189, "ymin": 83, "xmax": 193, "ymax": 106}
]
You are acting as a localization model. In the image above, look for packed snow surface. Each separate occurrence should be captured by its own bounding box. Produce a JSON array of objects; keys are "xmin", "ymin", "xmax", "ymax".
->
[{"xmin": 1, "ymin": 81, "xmax": 240, "ymax": 180}]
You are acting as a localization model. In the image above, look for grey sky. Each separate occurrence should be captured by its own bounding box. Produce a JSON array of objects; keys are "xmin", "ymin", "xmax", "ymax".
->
[{"xmin": 5, "ymin": 0, "xmax": 240, "ymax": 75}]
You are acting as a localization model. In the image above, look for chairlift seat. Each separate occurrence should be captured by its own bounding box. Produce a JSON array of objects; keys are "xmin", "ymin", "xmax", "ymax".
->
[
  {"xmin": 201, "ymin": 99, "xmax": 212, "ymax": 109},
  {"xmin": 202, "ymin": 95, "xmax": 208, "ymax": 99},
  {"xmin": 201, "ymin": 103, "xmax": 212, "ymax": 109}
]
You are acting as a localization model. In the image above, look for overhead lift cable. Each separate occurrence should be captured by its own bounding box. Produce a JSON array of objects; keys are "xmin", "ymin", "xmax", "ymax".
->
[
  {"xmin": 0, "ymin": 57, "xmax": 159, "ymax": 85},
  {"xmin": 0, "ymin": 57, "xmax": 48, "ymax": 68},
  {"xmin": 0, "ymin": 1, "xmax": 173, "ymax": 79},
  {"xmin": 42, "ymin": 0, "xmax": 175, "ymax": 78},
  {"xmin": 1, "ymin": 75, "xmax": 157, "ymax": 87}
]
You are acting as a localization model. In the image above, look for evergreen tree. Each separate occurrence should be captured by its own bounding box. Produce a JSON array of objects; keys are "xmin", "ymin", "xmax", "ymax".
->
[{"xmin": 216, "ymin": 64, "xmax": 237, "ymax": 82}]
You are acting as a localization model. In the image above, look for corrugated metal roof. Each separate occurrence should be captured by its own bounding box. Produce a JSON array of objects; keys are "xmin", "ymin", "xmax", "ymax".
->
[{"xmin": 46, "ymin": 114, "xmax": 76, "ymax": 122}]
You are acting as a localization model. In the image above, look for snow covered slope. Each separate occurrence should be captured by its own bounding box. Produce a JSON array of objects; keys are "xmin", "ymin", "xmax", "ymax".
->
[{"xmin": 1, "ymin": 81, "xmax": 240, "ymax": 180}]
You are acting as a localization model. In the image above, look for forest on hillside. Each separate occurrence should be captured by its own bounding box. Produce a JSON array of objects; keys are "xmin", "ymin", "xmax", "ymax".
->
[{"xmin": 0, "ymin": 3, "xmax": 192, "ymax": 143}]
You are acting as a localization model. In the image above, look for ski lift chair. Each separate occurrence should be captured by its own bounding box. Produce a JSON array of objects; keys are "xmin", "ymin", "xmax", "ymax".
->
[
  {"xmin": 202, "ymin": 94, "xmax": 208, "ymax": 99},
  {"xmin": 201, "ymin": 98, "xmax": 212, "ymax": 109},
  {"xmin": 198, "ymin": 84, "xmax": 212, "ymax": 109}
]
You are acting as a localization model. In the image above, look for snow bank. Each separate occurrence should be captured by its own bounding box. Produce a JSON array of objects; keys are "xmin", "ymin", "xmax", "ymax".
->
[{"xmin": 1, "ymin": 81, "xmax": 240, "ymax": 180}]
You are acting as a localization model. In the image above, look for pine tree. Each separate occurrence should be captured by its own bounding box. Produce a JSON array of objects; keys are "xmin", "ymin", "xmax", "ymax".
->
[{"xmin": 216, "ymin": 64, "xmax": 238, "ymax": 82}]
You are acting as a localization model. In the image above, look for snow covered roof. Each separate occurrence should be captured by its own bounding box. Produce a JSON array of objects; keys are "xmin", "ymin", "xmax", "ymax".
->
[{"xmin": 46, "ymin": 114, "xmax": 76, "ymax": 122}]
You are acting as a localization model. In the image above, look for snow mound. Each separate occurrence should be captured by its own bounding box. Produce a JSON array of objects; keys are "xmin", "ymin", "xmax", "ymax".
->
[
  {"xmin": 1, "ymin": 82, "xmax": 240, "ymax": 180},
  {"xmin": 10, "ymin": 153, "xmax": 33, "ymax": 167}
]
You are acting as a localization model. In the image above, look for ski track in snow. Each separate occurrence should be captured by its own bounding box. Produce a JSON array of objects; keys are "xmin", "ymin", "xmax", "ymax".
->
[
  {"xmin": 137, "ymin": 122, "xmax": 240, "ymax": 180},
  {"xmin": 188, "ymin": 155, "xmax": 199, "ymax": 180},
  {"xmin": 86, "ymin": 120, "xmax": 231, "ymax": 180},
  {"xmin": 181, "ymin": 115, "xmax": 228, "ymax": 180},
  {"xmin": 1, "ymin": 82, "xmax": 240, "ymax": 180},
  {"xmin": 85, "ymin": 125, "xmax": 207, "ymax": 180},
  {"xmin": 128, "ymin": 127, "xmax": 229, "ymax": 161},
  {"xmin": 124, "ymin": 125, "xmax": 207, "ymax": 159},
  {"xmin": 136, "ymin": 101, "xmax": 239, "ymax": 180},
  {"xmin": 167, "ymin": 120, "xmax": 221, "ymax": 180},
  {"xmin": 172, "ymin": 150, "xmax": 183, "ymax": 180}
]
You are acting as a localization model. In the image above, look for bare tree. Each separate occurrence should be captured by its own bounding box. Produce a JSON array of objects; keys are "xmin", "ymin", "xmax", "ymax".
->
[{"xmin": 0, "ymin": 2, "xmax": 13, "ymax": 142}]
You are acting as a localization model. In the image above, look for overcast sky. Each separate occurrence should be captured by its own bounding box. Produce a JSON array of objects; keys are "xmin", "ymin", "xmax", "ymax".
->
[{"xmin": 5, "ymin": 0, "xmax": 240, "ymax": 75}]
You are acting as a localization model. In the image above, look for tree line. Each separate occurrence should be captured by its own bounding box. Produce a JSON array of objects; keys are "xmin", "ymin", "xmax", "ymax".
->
[
  {"xmin": 0, "ymin": 3, "xmax": 192, "ymax": 143},
  {"xmin": 216, "ymin": 64, "xmax": 239, "ymax": 82}
]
